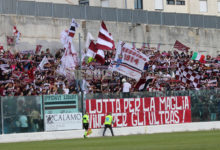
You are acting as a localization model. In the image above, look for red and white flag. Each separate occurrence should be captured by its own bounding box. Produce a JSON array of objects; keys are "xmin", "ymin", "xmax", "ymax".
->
[
  {"xmin": 86, "ymin": 40, "xmax": 105, "ymax": 64},
  {"xmin": 95, "ymin": 49, "xmax": 105, "ymax": 65},
  {"xmin": 176, "ymin": 62, "xmax": 203, "ymax": 89},
  {"xmin": 58, "ymin": 18, "xmax": 79, "ymax": 76},
  {"xmin": 68, "ymin": 18, "xmax": 79, "ymax": 38},
  {"xmin": 13, "ymin": 26, "xmax": 21, "ymax": 44},
  {"xmin": 111, "ymin": 42, "xmax": 149, "ymax": 81},
  {"xmin": 35, "ymin": 45, "xmax": 42, "ymax": 54},
  {"xmin": 86, "ymin": 40, "xmax": 98, "ymax": 58},
  {"xmin": 96, "ymin": 21, "xmax": 115, "ymax": 50},
  {"xmin": 13, "ymin": 26, "xmax": 19, "ymax": 36},
  {"xmin": 174, "ymin": 40, "xmax": 190, "ymax": 52}
]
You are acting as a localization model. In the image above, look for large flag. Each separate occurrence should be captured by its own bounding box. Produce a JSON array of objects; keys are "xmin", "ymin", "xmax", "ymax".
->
[
  {"xmin": 110, "ymin": 42, "xmax": 149, "ymax": 81},
  {"xmin": 192, "ymin": 52, "xmax": 205, "ymax": 63},
  {"xmin": 38, "ymin": 56, "xmax": 49, "ymax": 70},
  {"xmin": 58, "ymin": 18, "xmax": 79, "ymax": 76},
  {"xmin": 173, "ymin": 40, "xmax": 190, "ymax": 52},
  {"xmin": 175, "ymin": 62, "xmax": 203, "ymax": 89},
  {"xmin": 96, "ymin": 21, "xmax": 115, "ymax": 50}
]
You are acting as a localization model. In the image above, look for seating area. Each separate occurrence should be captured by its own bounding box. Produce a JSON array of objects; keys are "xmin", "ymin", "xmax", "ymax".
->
[{"xmin": 0, "ymin": 46, "xmax": 219, "ymax": 96}]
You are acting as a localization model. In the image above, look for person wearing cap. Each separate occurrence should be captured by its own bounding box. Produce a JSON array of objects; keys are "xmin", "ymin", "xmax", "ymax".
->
[
  {"xmin": 103, "ymin": 112, "xmax": 114, "ymax": 136},
  {"xmin": 122, "ymin": 78, "xmax": 131, "ymax": 98},
  {"xmin": 82, "ymin": 111, "xmax": 89, "ymax": 138}
]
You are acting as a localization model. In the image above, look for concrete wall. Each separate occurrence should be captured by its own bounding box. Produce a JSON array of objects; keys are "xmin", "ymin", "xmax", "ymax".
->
[
  {"xmin": 0, "ymin": 121, "xmax": 220, "ymax": 143},
  {"xmin": 0, "ymin": 14, "xmax": 220, "ymax": 56}
]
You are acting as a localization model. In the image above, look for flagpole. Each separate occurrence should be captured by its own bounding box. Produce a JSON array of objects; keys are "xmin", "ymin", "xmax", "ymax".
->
[
  {"xmin": 78, "ymin": 33, "xmax": 83, "ymax": 113},
  {"xmin": 79, "ymin": 33, "xmax": 82, "ymax": 69}
]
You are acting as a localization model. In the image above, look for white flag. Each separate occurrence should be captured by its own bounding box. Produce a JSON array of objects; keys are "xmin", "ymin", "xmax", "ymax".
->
[{"xmin": 39, "ymin": 56, "xmax": 49, "ymax": 70}]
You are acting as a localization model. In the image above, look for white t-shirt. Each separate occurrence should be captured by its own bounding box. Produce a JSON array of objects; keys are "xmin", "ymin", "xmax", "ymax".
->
[
  {"xmin": 63, "ymin": 88, "xmax": 69, "ymax": 94},
  {"xmin": 123, "ymin": 82, "xmax": 131, "ymax": 92}
]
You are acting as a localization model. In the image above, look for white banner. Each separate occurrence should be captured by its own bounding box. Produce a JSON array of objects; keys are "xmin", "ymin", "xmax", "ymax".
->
[
  {"xmin": 45, "ymin": 113, "xmax": 82, "ymax": 131},
  {"xmin": 110, "ymin": 42, "xmax": 149, "ymax": 80}
]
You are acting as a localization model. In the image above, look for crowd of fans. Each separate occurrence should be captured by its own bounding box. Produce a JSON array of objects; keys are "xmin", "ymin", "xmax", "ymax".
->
[
  {"xmin": 0, "ymin": 46, "xmax": 220, "ymax": 97},
  {"xmin": 0, "ymin": 46, "xmax": 220, "ymax": 134}
]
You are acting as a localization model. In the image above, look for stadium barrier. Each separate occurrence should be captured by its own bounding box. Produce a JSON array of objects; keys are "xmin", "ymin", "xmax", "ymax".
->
[
  {"xmin": 0, "ymin": 121, "xmax": 220, "ymax": 143},
  {"xmin": 0, "ymin": 88, "xmax": 220, "ymax": 135}
]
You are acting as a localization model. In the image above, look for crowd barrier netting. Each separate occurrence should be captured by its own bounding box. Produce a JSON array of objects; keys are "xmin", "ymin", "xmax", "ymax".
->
[{"xmin": 0, "ymin": 89, "xmax": 219, "ymax": 134}]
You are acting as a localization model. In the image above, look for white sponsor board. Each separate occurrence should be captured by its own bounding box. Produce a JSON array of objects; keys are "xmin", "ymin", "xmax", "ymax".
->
[{"xmin": 45, "ymin": 113, "xmax": 82, "ymax": 131}]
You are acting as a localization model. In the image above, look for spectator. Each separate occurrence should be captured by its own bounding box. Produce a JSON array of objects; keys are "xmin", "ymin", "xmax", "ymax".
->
[
  {"xmin": 18, "ymin": 111, "xmax": 29, "ymax": 133},
  {"xmin": 122, "ymin": 78, "xmax": 131, "ymax": 98}
]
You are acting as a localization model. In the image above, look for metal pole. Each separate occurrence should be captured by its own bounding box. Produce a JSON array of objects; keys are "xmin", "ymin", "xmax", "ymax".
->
[
  {"xmin": 78, "ymin": 33, "xmax": 84, "ymax": 113},
  {"xmin": 79, "ymin": 33, "xmax": 82, "ymax": 69},
  {"xmin": 1, "ymin": 97, "xmax": 4, "ymax": 134}
]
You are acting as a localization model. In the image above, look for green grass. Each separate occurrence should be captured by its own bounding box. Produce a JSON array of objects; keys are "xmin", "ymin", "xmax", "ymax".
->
[{"xmin": 1, "ymin": 130, "xmax": 220, "ymax": 150}]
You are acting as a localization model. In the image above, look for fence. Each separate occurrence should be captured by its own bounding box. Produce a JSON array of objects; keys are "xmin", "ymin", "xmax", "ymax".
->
[
  {"xmin": 0, "ymin": 94, "xmax": 82, "ymax": 134},
  {"xmin": 0, "ymin": 88, "xmax": 220, "ymax": 134},
  {"xmin": 0, "ymin": 0, "xmax": 220, "ymax": 29}
]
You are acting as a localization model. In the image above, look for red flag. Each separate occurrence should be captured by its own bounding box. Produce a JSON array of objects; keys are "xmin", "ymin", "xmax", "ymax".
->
[
  {"xmin": 7, "ymin": 36, "xmax": 15, "ymax": 46},
  {"xmin": 13, "ymin": 26, "xmax": 19, "ymax": 36},
  {"xmin": 174, "ymin": 40, "xmax": 190, "ymax": 52},
  {"xmin": 35, "ymin": 45, "xmax": 42, "ymax": 54},
  {"xmin": 86, "ymin": 40, "xmax": 98, "ymax": 57},
  {"xmin": 96, "ymin": 21, "xmax": 115, "ymax": 50}
]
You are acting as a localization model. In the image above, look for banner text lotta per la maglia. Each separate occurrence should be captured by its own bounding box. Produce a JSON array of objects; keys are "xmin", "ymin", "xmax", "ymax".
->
[{"xmin": 86, "ymin": 96, "xmax": 191, "ymax": 129}]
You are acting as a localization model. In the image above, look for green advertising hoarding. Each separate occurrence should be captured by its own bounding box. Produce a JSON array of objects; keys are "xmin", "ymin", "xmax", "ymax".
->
[{"xmin": 43, "ymin": 94, "xmax": 78, "ymax": 114}]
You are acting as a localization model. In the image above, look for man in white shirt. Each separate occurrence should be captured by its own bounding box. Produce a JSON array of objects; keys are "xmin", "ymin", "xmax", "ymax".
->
[{"xmin": 122, "ymin": 78, "xmax": 131, "ymax": 98}]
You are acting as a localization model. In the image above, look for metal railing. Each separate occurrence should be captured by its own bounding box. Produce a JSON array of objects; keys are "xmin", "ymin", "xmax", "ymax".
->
[{"xmin": 0, "ymin": 0, "xmax": 220, "ymax": 29}]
